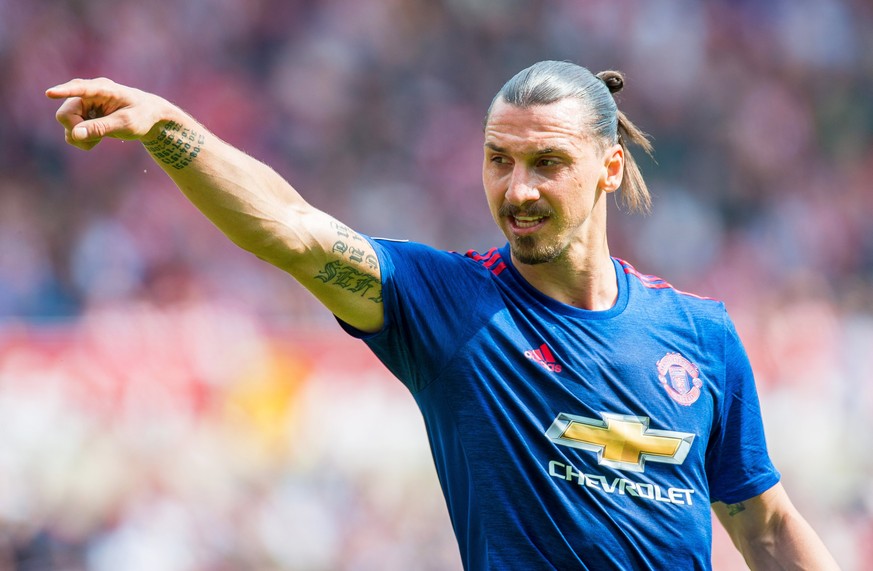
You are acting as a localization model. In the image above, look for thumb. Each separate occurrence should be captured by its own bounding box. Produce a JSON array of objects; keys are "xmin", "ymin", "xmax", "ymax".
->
[
  {"xmin": 65, "ymin": 117, "xmax": 110, "ymax": 150},
  {"xmin": 72, "ymin": 124, "xmax": 90, "ymax": 141},
  {"xmin": 70, "ymin": 115, "xmax": 114, "ymax": 142}
]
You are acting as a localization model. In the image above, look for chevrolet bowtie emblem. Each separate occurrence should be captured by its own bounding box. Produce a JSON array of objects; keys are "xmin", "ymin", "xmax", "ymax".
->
[{"xmin": 546, "ymin": 412, "xmax": 695, "ymax": 472}]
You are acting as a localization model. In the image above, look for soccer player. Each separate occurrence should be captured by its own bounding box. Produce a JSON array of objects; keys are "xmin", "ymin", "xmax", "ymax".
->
[{"xmin": 47, "ymin": 61, "xmax": 839, "ymax": 570}]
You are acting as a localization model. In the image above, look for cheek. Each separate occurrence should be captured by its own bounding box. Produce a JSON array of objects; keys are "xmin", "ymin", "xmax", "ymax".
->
[
  {"xmin": 482, "ymin": 172, "xmax": 504, "ymax": 206},
  {"xmin": 566, "ymin": 170, "xmax": 599, "ymax": 199}
]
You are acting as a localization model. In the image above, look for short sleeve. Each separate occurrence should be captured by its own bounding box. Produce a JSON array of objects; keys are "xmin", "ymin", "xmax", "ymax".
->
[
  {"xmin": 338, "ymin": 238, "xmax": 495, "ymax": 393},
  {"xmin": 705, "ymin": 313, "xmax": 781, "ymax": 504}
]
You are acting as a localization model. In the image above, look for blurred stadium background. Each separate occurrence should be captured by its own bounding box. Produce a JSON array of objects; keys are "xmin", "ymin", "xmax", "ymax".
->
[{"xmin": 1, "ymin": 0, "xmax": 872, "ymax": 569}]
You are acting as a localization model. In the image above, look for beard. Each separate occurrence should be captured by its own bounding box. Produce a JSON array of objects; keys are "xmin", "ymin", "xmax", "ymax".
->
[{"xmin": 509, "ymin": 235, "xmax": 564, "ymax": 265}]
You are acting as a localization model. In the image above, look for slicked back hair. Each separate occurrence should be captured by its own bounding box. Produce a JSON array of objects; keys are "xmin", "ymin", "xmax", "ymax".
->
[{"xmin": 485, "ymin": 60, "xmax": 653, "ymax": 213}]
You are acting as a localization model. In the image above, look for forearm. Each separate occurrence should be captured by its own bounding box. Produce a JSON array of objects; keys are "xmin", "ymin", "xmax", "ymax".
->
[
  {"xmin": 715, "ymin": 488, "xmax": 840, "ymax": 571},
  {"xmin": 739, "ymin": 509, "xmax": 839, "ymax": 570},
  {"xmin": 140, "ymin": 105, "xmax": 316, "ymax": 268}
]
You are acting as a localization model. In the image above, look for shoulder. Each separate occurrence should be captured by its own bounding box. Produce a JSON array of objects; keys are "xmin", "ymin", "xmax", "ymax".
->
[
  {"xmin": 617, "ymin": 257, "xmax": 725, "ymax": 312},
  {"xmin": 369, "ymin": 238, "xmax": 504, "ymax": 305},
  {"xmin": 372, "ymin": 238, "xmax": 503, "ymax": 277},
  {"xmin": 616, "ymin": 257, "xmax": 735, "ymax": 349}
]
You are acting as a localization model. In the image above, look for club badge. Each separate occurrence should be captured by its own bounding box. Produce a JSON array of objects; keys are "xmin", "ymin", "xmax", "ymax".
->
[{"xmin": 657, "ymin": 352, "xmax": 703, "ymax": 406}]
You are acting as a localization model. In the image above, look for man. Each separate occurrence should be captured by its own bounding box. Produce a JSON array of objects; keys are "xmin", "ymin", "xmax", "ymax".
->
[{"xmin": 47, "ymin": 61, "xmax": 838, "ymax": 569}]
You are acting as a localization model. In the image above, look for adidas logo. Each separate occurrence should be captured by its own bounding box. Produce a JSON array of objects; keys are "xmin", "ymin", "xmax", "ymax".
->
[{"xmin": 525, "ymin": 343, "xmax": 562, "ymax": 373}]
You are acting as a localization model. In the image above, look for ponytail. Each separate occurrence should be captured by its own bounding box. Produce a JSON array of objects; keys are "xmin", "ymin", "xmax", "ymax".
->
[{"xmin": 596, "ymin": 70, "xmax": 653, "ymax": 214}]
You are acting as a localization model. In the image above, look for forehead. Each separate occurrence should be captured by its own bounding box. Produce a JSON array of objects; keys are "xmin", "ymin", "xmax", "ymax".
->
[{"xmin": 484, "ymin": 98, "xmax": 592, "ymax": 153}]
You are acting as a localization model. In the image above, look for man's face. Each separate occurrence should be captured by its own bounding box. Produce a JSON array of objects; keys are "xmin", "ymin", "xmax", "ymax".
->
[{"xmin": 483, "ymin": 98, "xmax": 616, "ymax": 266}]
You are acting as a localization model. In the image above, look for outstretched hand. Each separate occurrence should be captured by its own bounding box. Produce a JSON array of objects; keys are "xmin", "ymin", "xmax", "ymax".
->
[{"xmin": 46, "ymin": 78, "xmax": 164, "ymax": 150}]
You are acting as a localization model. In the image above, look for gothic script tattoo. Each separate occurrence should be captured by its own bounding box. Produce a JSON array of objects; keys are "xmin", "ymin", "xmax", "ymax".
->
[
  {"xmin": 143, "ymin": 120, "xmax": 204, "ymax": 170},
  {"xmin": 314, "ymin": 261, "xmax": 382, "ymax": 303},
  {"xmin": 329, "ymin": 222, "xmax": 378, "ymax": 269},
  {"xmin": 331, "ymin": 239, "xmax": 378, "ymax": 270},
  {"xmin": 315, "ymin": 221, "xmax": 381, "ymax": 302},
  {"xmin": 726, "ymin": 502, "xmax": 746, "ymax": 517}
]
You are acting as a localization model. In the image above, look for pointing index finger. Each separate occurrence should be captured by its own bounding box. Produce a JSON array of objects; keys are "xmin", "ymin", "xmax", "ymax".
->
[
  {"xmin": 46, "ymin": 79, "xmax": 83, "ymax": 99},
  {"xmin": 45, "ymin": 78, "xmax": 114, "ymax": 100}
]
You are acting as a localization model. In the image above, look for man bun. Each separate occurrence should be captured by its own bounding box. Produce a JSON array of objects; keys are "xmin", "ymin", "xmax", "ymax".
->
[{"xmin": 596, "ymin": 70, "xmax": 624, "ymax": 95}]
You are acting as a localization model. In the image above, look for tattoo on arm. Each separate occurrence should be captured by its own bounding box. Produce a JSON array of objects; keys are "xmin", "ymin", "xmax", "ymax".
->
[
  {"xmin": 330, "ymin": 221, "xmax": 366, "ymax": 242},
  {"xmin": 726, "ymin": 502, "xmax": 746, "ymax": 516},
  {"xmin": 328, "ymin": 221, "xmax": 378, "ymax": 269},
  {"xmin": 314, "ymin": 261, "xmax": 382, "ymax": 304},
  {"xmin": 316, "ymin": 221, "xmax": 381, "ymax": 302},
  {"xmin": 143, "ymin": 120, "xmax": 205, "ymax": 170},
  {"xmin": 331, "ymin": 240, "xmax": 378, "ymax": 270}
]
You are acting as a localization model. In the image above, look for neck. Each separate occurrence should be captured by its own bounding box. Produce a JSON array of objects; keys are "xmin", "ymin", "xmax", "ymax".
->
[{"xmin": 511, "ymin": 239, "xmax": 617, "ymax": 311}]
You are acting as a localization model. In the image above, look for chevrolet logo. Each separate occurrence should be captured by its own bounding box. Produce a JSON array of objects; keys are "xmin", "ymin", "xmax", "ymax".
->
[{"xmin": 545, "ymin": 412, "xmax": 695, "ymax": 472}]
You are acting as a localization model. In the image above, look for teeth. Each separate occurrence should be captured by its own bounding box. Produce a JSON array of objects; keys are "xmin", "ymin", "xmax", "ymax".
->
[{"xmin": 514, "ymin": 216, "xmax": 543, "ymax": 228}]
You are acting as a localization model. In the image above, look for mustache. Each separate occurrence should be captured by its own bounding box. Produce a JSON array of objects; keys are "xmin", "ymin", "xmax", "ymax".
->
[{"xmin": 498, "ymin": 203, "xmax": 554, "ymax": 218}]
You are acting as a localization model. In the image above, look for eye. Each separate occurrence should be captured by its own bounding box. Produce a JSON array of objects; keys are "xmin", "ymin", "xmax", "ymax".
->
[
  {"xmin": 489, "ymin": 154, "xmax": 511, "ymax": 165},
  {"xmin": 537, "ymin": 157, "xmax": 561, "ymax": 168}
]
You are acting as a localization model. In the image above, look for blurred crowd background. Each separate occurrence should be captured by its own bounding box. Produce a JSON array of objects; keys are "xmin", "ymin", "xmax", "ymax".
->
[{"xmin": 1, "ymin": 0, "xmax": 871, "ymax": 569}]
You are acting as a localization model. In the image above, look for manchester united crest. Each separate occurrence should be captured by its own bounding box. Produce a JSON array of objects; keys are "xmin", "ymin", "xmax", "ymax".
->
[{"xmin": 657, "ymin": 352, "xmax": 703, "ymax": 406}]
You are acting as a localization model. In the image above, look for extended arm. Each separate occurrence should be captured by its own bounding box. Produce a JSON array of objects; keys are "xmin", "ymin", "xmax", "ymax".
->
[
  {"xmin": 47, "ymin": 78, "xmax": 383, "ymax": 333},
  {"xmin": 713, "ymin": 483, "xmax": 839, "ymax": 570}
]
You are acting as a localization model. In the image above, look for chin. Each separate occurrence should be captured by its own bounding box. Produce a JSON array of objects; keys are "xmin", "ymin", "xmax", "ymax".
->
[{"xmin": 510, "ymin": 236, "xmax": 562, "ymax": 265}]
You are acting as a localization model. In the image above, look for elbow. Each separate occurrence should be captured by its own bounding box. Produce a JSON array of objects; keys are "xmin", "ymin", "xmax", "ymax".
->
[
  {"xmin": 734, "ymin": 511, "xmax": 837, "ymax": 571},
  {"xmin": 723, "ymin": 510, "xmax": 786, "ymax": 567},
  {"xmin": 736, "ymin": 532, "xmax": 779, "ymax": 565},
  {"xmin": 236, "ymin": 225, "xmax": 313, "ymax": 268},
  {"xmin": 228, "ymin": 204, "xmax": 317, "ymax": 267}
]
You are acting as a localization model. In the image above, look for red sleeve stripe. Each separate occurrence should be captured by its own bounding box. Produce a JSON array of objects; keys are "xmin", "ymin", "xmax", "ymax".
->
[
  {"xmin": 466, "ymin": 248, "xmax": 506, "ymax": 276},
  {"xmin": 616, "ymin": 258, "xmax": 715, "ymax": 300},
  {"xmin": 465, "ymin": 247, "xmax": 499, "ymax": 262}
]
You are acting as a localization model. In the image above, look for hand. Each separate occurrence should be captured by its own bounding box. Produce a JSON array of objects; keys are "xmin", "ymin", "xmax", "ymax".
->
[{"xmin": 46, "ymin": 78, "xmax": 165, "ymax": 150}]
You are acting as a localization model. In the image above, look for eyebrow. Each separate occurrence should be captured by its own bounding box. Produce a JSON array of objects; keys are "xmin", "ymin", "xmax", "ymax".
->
[{"xmin": 484, "ymin": 142, "xmax": 569, "ymax": 156}]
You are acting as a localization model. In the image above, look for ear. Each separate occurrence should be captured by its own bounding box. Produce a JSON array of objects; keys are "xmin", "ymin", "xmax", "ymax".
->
[{"xmin": 599, "ymin": 143, "xmax": 624, "ymax": 193}]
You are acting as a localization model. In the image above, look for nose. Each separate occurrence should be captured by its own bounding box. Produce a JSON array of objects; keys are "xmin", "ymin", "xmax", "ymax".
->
[{"xmin": 505, "ymin": 166, "xmax": 540, "ymax": 206}]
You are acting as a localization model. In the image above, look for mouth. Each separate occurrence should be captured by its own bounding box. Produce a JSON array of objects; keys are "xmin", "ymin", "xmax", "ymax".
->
[
  {"xmin": 497, "ymin": 203, "xmax": 553, "ymax": 236},
  {"xmin": 508, "ymin": 213, "xmax": 549, "ymax": 235}
]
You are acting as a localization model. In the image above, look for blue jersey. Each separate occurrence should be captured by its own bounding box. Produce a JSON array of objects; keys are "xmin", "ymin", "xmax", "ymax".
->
[{"xmin": 341, "ymin": 240, "xmax": 780, "ymax": 570}]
